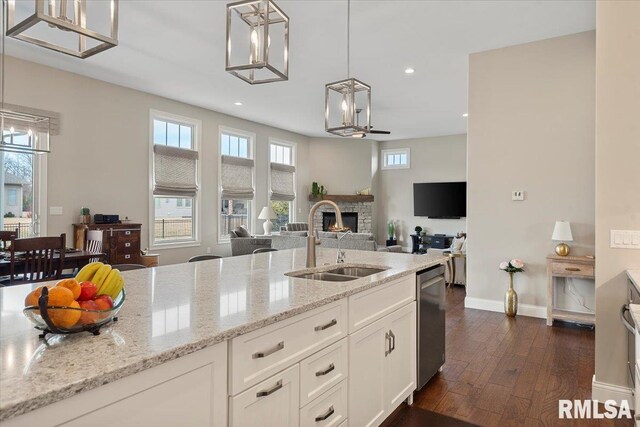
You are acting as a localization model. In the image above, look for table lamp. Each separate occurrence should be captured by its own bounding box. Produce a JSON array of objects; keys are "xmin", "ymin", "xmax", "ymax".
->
[
  {"xmin": 552, "ymin": 220, "xmax": 573, "ymax": 256},
  {"xmin": 258, "ymin": 206, "xmax": 277, "ymax": 235}
]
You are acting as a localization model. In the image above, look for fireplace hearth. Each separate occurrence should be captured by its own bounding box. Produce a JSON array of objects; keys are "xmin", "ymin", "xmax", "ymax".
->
[{"xmin": 323, "ymin": 212, "xmax": 358, "ymax": 233}]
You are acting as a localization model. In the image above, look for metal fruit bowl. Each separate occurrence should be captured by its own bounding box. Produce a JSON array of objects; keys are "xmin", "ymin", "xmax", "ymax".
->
[{"xmin": 23, "ymin": 287, "xmax": 126, "ymax": 337}]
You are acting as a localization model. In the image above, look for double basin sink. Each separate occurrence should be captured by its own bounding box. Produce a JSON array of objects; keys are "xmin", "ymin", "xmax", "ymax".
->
[{"xmin": 288, "ymin": 266, "xmax": 389, "ymax": 282}]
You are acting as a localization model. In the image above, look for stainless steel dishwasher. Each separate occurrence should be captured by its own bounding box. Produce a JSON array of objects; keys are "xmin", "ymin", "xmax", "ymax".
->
[{"xmin": 417, "ymin": 264, "xmax": 447, "ymax": 390}]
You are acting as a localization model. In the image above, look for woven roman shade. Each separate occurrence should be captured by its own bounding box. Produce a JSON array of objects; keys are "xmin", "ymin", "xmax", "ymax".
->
[
  {"xmin": 270, "ymin": 163, "xmax": 295, "ymax": 201},
  {"xmin": 221, "ymin": 155, "xmax": 255, "ymax": 200},
  {"xmin": 153, "ymin": 144, "xmax": 199, "ymax": 197}
]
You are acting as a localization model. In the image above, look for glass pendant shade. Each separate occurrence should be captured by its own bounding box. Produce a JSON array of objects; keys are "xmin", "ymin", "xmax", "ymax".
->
[
  {"xmin": 6, "ymin": 0, "xmax": 118, "ymax": 59},
  {"xmin": 325, "ymin": 78, "xmax": 371, "ymax": 137},
  {"xmin": 1, "ymin": 110, "xmax": 51, "ymax": 154},
  {"xmin": 226, "ymin": 0, "xmax": 289, "ymax": 84}
]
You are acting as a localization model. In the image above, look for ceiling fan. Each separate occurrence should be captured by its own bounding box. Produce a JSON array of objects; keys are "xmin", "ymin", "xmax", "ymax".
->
[{"xmin": 352, "ymin": 109, "xmax": 391, "ymax": 138}]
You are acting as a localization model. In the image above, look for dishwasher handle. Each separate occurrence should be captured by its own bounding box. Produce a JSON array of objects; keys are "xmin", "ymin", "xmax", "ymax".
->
[{"xmin": 621, "ymin": 304, "xmax": 636, "ymax": 334}]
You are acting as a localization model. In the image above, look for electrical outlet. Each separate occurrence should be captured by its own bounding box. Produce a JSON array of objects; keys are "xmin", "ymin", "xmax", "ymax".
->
[
  {"xmin": 206, "ymin": 247, "xmax": 212, "ymax": 254},
  {"xmin": 49, "ymin": 206, "xmax": 63, "ymax": 215},
  {"xmin": 511, "ymin": 191, "xmax": 525, "ymax": 201},
  {"xmin": 610, "ymin": 230, "xmax": 640, "ymax": 249}
]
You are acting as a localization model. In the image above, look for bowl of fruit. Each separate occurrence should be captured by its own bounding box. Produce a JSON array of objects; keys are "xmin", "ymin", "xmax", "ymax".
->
[{"xmin": 23, "ymin": 262, "xmax": 125, "ymax": 336}]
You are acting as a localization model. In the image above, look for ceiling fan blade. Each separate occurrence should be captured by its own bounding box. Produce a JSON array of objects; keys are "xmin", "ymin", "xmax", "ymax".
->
[{"xmin": 369, "ymin": 130, "xmax": 391, "ymax": 135}]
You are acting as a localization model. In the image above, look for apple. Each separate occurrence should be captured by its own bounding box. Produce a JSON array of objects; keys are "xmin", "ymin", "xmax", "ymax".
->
[
  {"xmin": 93, "ymin": 294, "xmax": 114, "ymax": 310},
  {"xmin": 78, "ymin": 282, "xmax": 98, "ymax": 301},
  {"xmin": 78, "ymin": 300, "xmax": 99, "ymax": 324}
]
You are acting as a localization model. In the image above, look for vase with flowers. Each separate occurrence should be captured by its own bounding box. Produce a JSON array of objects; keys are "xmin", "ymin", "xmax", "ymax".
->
[{"xmin": 499, "ymin": 259, "xmax": 525, "ymax": 317}]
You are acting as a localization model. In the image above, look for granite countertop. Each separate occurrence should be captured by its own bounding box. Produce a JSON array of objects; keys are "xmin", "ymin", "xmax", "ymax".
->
[{"xmin": 0, "ymin": 248, "xmax": 445, "ymax": 421}]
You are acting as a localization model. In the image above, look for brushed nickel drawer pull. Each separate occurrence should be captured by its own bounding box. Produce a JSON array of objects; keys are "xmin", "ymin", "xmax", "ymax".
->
[
  {"xmin": 124, "ymin": 254, "xmax": 131, "ymax": 260},
  {"xmin": 125, "ymin": 242, "xmax": 131, "ymax": 247},
  {"xmin": 252, "ymin": 341, "xmax": 284, "ymax": 359},
  {"xmin": 315, "ymin": 363, "xmax": 335, "ymax": 377},
  {"xmin": 315, "ymin": 406, "xmax": 335, "ymax": 422},
  {"xmin": 389, "ymin": 329, "xmax": 396, "ymax": 353},
  {"xmin": 385, "ymin": 331, "xmax": 391, "ymax": 356},
  {"xmin": 256, "ymin": 380, "xmax": 282, "ymax": 398},
  {"xmin": 565, "ymin": 267, "xmax": 581, "ymax": 272},
  {"xmin": 125, "ymin": 231, "xmax": 131, "ymax": 235},
  {"xmin": 314, "ymin": 318, "xmax": 337, "ymax": 331}
]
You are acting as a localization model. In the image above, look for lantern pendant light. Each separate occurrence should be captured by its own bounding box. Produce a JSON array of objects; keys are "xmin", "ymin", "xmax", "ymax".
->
[
  {"xmin": 226, "ymin": 0, "xmax": 289, "ymax": 84},
  {"xmin": 5, "ymin": 0, "xmax": 118, "ymax": 59},
  {"xmin": 325, "ymin": 0, "xmax": 371, "ymax": 137}
]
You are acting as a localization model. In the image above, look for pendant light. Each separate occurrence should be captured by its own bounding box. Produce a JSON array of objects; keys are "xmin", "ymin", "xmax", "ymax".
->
[
  {"xmin": 226, "ymin": 0, "xmax": 289, "ymax": 84},
  {"xmin": 325, "ymin": 0, "xmax": 371, "ymax": 137},
  {"xmin": 1, "ymin": 0, "xmax": 51, "ymax": 154},
  {"xmin": 6, "ymin": 0, "xmax": 118, "ymax": 59}
]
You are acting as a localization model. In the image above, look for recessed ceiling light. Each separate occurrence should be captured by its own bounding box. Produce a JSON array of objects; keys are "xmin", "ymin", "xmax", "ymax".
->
[
  {"xmin": 404, "ymin": 68, "xmax": 415, "ymax": 74},
  {"xmin": 462, "ymin": 113, "xmax": 468, "ymax": 117},
  {"xmin": 234, "ymin": 102, "xmax": 243, "ymax": 106}
]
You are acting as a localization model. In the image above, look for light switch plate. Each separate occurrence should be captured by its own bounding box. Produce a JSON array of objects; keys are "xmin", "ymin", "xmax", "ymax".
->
[
  {"xmin": 610, "ymin": 230, "xmax": 640, "ymax": 249},
  {"xmin": 511, "ymin": 191, "xmax": 525, "ymax": 201},
  {"xmin": 49, "ymin": 206, "xmax": 63, "ymax": 216}
]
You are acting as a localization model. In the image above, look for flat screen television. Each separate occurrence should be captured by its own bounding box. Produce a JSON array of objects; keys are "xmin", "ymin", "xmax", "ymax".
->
[{"xmin": 413, "ymin": 182, "xmax": 467, "ymax": 218}]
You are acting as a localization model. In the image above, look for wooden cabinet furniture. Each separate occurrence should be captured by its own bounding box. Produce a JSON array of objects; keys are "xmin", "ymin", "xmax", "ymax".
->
[
  {"xmin": 546, "ymin": 255, "xmax": 596, "ymax": 326},
  {"xmin": 73, "ymin": 223, "xmax": 142, "ymax": 265}
]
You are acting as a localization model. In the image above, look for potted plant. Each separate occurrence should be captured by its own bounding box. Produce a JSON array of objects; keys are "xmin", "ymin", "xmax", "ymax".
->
[{"xmin": 499, "ymin": 259, "xmax": 525, "ymax": 317}]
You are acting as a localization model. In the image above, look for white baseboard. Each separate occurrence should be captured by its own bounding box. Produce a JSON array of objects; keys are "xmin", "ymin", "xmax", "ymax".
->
[
  {"xmin": 464, "ymin": 296, "xmax": 547, "ymax": 319},
  {"xmin": 592, "ymin": 375, "xmax": 634, "ymax": 410}
]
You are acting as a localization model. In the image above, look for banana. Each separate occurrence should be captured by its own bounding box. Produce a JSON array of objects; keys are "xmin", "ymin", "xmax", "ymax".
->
[
  {"xmin": 101, "ymin": 269, "xmax": 122, "ymax": 298},
  {"xmin": 75, "ymin": 262, "xmax": 103, "ymax": 283},
  {"xmin": 93, "ymin": 264, "xmax": 113, "ymax": 292},
  {"xmin": 108, "ymin": 271, "xmax": 125, "ymax": 299}
]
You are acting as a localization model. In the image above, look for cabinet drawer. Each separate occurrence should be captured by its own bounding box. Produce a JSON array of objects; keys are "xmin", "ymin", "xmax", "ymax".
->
[
  {"xmin": 117, "ymin": 240, "xmax": 139, "ymax": 253},
  {"xmin": 551, "ymin": 262, "xmax": 594, "ymax": 278},
  {"xmin": 300, "ymin": 380, "xmax": 348, "ymax": 427},
  {"xmin": 348, "ymin": 274, "xmax": 415, "ymax": 333},
  {"xmin": 116, "ymin": 231, "xmax": 140, "ymax": 244},
  {"xmin": 300, "ymin": 338, "xmax": 348, "ymax": 407},
  {"xmin": 230, "ymin": 364, "xmax": 299, "ymax": 427},
  {"xmin": 230, "ymin": 299, "xmax": 347, "ymax": 395}
]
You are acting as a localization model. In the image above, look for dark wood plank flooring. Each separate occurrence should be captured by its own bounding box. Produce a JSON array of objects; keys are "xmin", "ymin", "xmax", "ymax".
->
[{"xmin": 400, "ymin": 286, "xmax": 632, "ymax": 426}]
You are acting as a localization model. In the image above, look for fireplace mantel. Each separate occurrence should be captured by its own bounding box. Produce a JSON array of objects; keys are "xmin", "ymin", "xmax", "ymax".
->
[{"xmin": 308, "ymin": 194, "xmax": 374, "ymax": 203}]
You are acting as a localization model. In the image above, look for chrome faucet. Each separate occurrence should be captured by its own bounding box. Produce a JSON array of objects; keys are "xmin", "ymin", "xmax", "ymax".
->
[
  {"xmin": 336, "ymin": 230, "xmax": 352, "ymax": 263},
  {"xmin": 306, "ymin": 200, "xmax": 346, "ymax": 268}
]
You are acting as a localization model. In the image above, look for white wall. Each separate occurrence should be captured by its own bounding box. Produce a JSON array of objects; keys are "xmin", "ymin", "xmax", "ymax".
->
[
  {"xmin": 5, "ymin": 56, "xmax": 311, "ymax": 265},
  {"xmin": 467, "ymin": 32, "xmax": 596, "ymax": 312},
  {"xmin": 593, "ymin": 1, "xmax": 640, "ymax": 391},
  {"xmin": 376, "ymin": 135, "xmax": 467, "ymax": 249}
]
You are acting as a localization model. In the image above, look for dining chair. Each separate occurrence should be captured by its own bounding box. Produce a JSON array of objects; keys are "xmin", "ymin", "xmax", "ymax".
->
[
  {"xmin": 253, "ymin": 248, "xmax": 278, "ymax": 254},
  {"xmin": 0, "ymin": 229, "xmax": 18, "ymax": 251},
  {"xmin": 112, "ymin": 264, "xmax": 147, "ymax": 272},
  {"xmin": 85, "ymin": 230, "xmax": 105, "ymax": 263},
  {"xmin": 9, "ymin": 234, "xmax": 66, "ymax": 285},
  {"xmin": 188, "ymin": 255, "xmax": 222, "ymax": 263}
]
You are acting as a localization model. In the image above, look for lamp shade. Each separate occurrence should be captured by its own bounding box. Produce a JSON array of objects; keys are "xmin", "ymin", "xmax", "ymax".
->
[
  {"xmin": 552, "ymin": 221, "xmax": 573, "ymax": 242},
  {"xmin": 258, "ymin": 206, "xmax": 277, "ymax": 220}
]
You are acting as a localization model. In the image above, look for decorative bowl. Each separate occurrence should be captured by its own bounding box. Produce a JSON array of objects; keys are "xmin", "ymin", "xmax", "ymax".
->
[{"xmin": 23, "ymin": 288, "xmax": 125, "ymax": 335}]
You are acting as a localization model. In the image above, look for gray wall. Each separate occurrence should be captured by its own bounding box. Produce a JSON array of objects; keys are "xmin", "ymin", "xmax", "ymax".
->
[
  {"xmin": 376, "ymin": 135, "xmax": 467, "ymax": 249},
  {"xmin": 467, "ymin": 32, "xmax": 596, "ymax": 313},
  {"xmin": 594, "ymin": 1, "xmax": 640, "ymax": 391}
]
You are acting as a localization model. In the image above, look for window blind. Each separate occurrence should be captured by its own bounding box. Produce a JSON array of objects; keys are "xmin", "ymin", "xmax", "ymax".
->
[
  {"xmin": 153, "ymin": 144, "xmax": 199, "ymax": 197},
  {"xmin": 270, "ymin": 162, "xmax": 295, "ymax": 201},
  {"xmin": 221, "ymin": 155, "xmax": 255, "ymax": 200}
]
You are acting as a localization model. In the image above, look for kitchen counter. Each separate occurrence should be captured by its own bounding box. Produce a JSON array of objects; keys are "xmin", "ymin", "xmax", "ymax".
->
[{"xmin": 0, "ymin": 248, "xmax": 445, "ymax": 421}]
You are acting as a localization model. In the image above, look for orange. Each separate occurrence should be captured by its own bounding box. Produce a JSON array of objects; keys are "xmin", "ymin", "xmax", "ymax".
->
[
  {"xmin": 46, "ymin": 286, "xmax": 75, "ymax": 307},
  {"xmin": 24, "ymin": 286, "xmax": 49, "ymax": 307},
  {"xmin": 56, "ymin": 279, "xmax": 81, "ymax": 300},
  {"xmin": 48, "ymin": 300, "xmax": 81, "ymax": 329}
]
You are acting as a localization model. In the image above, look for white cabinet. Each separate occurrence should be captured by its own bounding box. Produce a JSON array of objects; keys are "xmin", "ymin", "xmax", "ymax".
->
[
  {"xmin": 300, "ymin": 380, "xmax": 348, "ymax": 427},
  {"xmin": 349, "ymin": 302, "xmax": 416, "ymax": 427},
  {"xmin": 230, "ymin": 364, "xmax": 300, "ymax": 427}
]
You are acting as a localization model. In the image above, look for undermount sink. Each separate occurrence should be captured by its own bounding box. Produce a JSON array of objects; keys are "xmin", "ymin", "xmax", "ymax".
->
[
  {"xmin": 325, "ymin": 267, "xmax": 388, "ymax": 278},
  {"xmin": 290, "ymin": 272, "xmax": 358, "ymax": 282}
]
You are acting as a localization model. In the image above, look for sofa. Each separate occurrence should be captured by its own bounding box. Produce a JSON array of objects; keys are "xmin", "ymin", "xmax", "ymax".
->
[
  {"xmin": 229, "ymin": 226, "xmax": 272, "ymax": 256},
  {"xmin": 271, "ymin": 231, "xmax": 403, "ymax": 253}
]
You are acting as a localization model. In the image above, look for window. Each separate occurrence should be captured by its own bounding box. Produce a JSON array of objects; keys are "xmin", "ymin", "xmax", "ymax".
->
[
  {"xmin": 219, "ymin": 128, "xmax": 255, "ymax": 241},
  {"xmin": 382, "ymin": 148, "xmax": 410, "ymax": 170},
  {"xmin": 7, "ymin": 188, "xmax": 17, "ymax": 206},
  {"xmin": 150, "ymin": 111, "xmax": 200, "ymax": 247},
  {"xmin": 269, "ymin": 140, "xmax": 296, "ymax": 231}
]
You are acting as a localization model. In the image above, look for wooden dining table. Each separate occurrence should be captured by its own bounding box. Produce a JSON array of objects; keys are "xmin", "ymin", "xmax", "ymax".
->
[{"xmin": 0, "ymin": 250, "xmax": 105, "ymax": 278}]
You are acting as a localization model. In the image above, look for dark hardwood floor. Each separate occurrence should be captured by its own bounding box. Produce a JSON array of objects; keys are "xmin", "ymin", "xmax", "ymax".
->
[{"xmin": 394, "ymin": 286, "xmax": 632, "ymax": 427}]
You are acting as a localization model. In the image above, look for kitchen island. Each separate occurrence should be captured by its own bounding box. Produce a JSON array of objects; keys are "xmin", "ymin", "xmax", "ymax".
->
[{"xmin": 0, "ymin": 247, "xmax": 446, "ymax": 427}]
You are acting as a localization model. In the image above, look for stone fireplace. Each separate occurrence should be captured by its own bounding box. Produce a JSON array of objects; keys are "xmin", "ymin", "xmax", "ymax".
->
[
  {"xmin": 309, "ymin": 195, "xmax": 373, "ymax": 234},
  {"xmin": 323, "ymin": 212, "xmax": 358, "ymax": 233}
]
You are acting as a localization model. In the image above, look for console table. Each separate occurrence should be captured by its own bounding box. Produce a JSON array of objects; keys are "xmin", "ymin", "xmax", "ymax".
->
[{"xmin": 546, "ymin": 255, "xmax": 595, "ymax": 326}]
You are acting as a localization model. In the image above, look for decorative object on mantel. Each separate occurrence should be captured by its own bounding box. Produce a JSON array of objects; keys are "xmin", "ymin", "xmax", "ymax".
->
[
  {"xmin": 258, "ymin": 206, "xmax": 277, "ymax": 235},
  {"xmin": 308, "ymin": 194, "xmax": 374, "ymax": 203},
  {"xmin": 6, "ymin": 0, "xmax": 119, "ymax": 58},
  {"xmin": 552, "ymin": 220, "xmax": 573, "ymax": 256},
  {"xmin": 500, "ymin": 259, "xmax": 525, "ymax": 317},
  {"xmin": 225, "ymin": 0, "xmax": 289, "ymax": 84},
  {"xmin": 310, "ymin": 182, "xmax": 328, "ymax": 198},
  {"xmin": 356, "ymin": 187, "xmax": 371, "ymax": 195}
]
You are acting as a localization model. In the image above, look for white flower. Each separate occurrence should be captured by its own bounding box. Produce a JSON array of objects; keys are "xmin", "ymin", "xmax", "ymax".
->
[
  {"xmin": 499, "ymin": 261, "xmax": 509, "ymax": 270},
  {"xmin": 511, "ymin": 259, "xmax": 524, "ymax": 269}
]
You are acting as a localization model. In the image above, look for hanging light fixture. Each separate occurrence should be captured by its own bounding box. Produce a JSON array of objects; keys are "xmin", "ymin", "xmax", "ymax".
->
[
  {"xmin": 6, "ymin": 0, "xmax": 118, "ymax": 59},
  {"xmin": 1, "ymin": 0, "xmax": 51, "ymax": 154},
  {"xmin": 325, "ymin": 0, "xmax": 371, "ymax": 137},
  {"xmin": 226, "ymin": 0, "xmax": 289, "ymax": 84}
]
